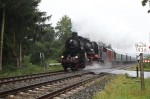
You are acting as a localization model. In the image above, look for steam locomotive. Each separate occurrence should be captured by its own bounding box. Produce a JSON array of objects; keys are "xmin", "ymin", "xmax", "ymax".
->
[{"xmin": 61, "ymin": 32, "xmax": 136, "ymax": 71}]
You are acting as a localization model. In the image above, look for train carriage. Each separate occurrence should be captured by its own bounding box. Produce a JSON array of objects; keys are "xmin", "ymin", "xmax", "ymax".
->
[
  {"xmin": 101, "ymin": 47, "xmax": 115, "ymax": 64},
  {"xmin": 126, "ymin": 55, "xmax": 131, "ymax": 62},
  {"xmin": 121, "ymin": 54, "xmax": 126, "ymax": 62},
  {"xmin": 115, "ymin": 53, "xmax": 122, "ymax": 64},
  {"xmin": 131, "ymin": 56, "xmax": 136, "ymax": 62}
]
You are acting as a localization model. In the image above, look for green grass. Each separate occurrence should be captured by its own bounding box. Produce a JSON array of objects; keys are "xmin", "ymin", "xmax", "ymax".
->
[
  {"xmin": 0, "ymin": 58, "xmax": 63, "ymax": 78},
  {"xmin": 0, "ymin": 64, "xmax": 63, "ymax": 78},
  {"xmin": 143, "ymin": 63, "xmax": 150, "ymax": 71},
  {"xmin": 93, "ymin": 75, "xmax": 150, "ymax": 99},
  {"xmin": 128, "ymin": 63, "xmax": 150, "ymax": 71}
]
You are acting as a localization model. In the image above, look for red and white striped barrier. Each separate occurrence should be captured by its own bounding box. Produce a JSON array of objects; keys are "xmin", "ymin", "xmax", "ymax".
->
[{"xmin": 143, "ymin": 60, "xmax": 150, "ymax": 63}]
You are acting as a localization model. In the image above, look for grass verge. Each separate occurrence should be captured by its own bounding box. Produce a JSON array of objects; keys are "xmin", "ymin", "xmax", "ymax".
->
[
  {"xmin": 93, "ymin": 75, "xmax": 150, "ymax": 99},
  {"xmin": 0, "ymin": 65, "xmax": 63, "ymax": 78},
  {"xmin": 128, "ymin": 63, "xmax": 150, "ymax": 71}
]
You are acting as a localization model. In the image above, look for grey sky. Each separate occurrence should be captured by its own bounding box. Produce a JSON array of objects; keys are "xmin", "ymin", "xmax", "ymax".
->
[{"xmin": 38, "ymin": 0, "xmax": 150, "ymax": 56}]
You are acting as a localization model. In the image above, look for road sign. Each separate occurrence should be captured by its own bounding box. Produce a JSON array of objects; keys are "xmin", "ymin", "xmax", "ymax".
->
[
  {"xmin": 40, "ymin": 52, "xmax": 45, "ymax": 60},
  {"xmin": 135, "ymin": 42, "xmax": 150, "ymax": 53}
]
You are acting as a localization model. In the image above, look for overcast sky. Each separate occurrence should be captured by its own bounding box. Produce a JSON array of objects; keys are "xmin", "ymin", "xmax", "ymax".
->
[{"xmin": 38, "ymin": 0, "xmax": 150, "ymax": 56}]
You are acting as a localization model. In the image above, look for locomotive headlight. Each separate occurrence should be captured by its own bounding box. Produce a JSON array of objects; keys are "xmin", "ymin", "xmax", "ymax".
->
[
  {"xmin": 61, "ymin": 56, "xmax": 64, "ymax": 58},
  {"xmin": 75, "ymin": 56, "xmax": 78, "ymax": 59}
]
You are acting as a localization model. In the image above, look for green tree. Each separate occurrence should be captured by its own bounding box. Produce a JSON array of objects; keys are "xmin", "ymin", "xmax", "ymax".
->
[
  {"xmin": 142, "ymin": 0, "xmax": 149, "ymax": 6},
  {"xmin": 55, "ymin": 15, "xmax": 72, "ymax": 42},
  {"xmin": 0, "ymin": 0, "xmax": 51, "ymax": 70},
  {"xmin": 54, "ymin": 15, "xmax": 72, "ymax": 59},
  {"xmin": 142, "ymin": 0, "xmax": 150, "ymax": 13},
  {"xmin": 30, "ymin": 26, "xmax": 55, "ymax": 64}
]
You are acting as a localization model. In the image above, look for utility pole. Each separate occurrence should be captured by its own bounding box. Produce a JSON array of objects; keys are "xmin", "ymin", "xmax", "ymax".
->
[{"xmin": 139, "ymin": 53, "xmax": 145, "ymax": 90}]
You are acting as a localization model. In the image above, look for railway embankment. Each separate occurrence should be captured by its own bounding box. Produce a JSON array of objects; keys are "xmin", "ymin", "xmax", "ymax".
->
[
  {"xmin": 93, "ymin": 64, "xmax": 150, "ymax": 99},
  {"xmin": 0, "ymin": 64, "xmax": 63, "ymax": 78},
  {"xmin": 93, "ymin": 74, "xmax": 150, "ymax": 99}
]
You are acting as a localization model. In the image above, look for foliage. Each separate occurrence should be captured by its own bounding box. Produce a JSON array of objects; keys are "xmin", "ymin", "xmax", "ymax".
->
[
  {"xmin": 0, "ymin": 0, "xmax": 52, "ymax": 70},
  {"xmin": 143, "ymin": 55, "xmax": 150, "ymax": 71},
  {"xmin": 30, "ymin": 42, "xmax": 47, "ymax": 64},
  {"xmin": 55, "ymin": 15, "xmax": 72, "ymax": 42},
  {"xmin": 143, "ymin": 63, "xmax": 150, "ymax": 71},
  {"xmin": 0, "ymin": 0, "xmax": 73, "ymax": 71},
  {"xmin": 54, "ymin": 15, "xmax": 72, "ymax": 59},
  {"xmin": 142, "ymin": 0, "xmax": 149, "ymax": 6},
  {"xmin": 93, "ymin": 75, "xmax": 150, "ymax": 99},
  {"xmin": 141, "ymin": 0, "xmax": 150, "ymax": 13},
  {"xmin": 22, "ymin": 55, "xmax": 33, "ymax": 67}
]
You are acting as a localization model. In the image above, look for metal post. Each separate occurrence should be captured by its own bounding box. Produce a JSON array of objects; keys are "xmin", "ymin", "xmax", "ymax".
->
[
  {"xmin": 136, "ymin": 55, "xmax": 140, "ymax": 78},
  {"xmin": 139, "ymin": 53, "xmax": 145, "ymax": 90},
  {"xmin": 136, "ymin": 65, "xmax": 139, "ymax": 78},
  {"xmin": 40, "ymin": 52, "xmax": 45, "ymax": 69}
]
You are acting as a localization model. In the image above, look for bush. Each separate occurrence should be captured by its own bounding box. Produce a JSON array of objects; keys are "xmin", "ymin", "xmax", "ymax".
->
[
  {"xmin": 2, "ymin": 63, "xmax": 16, "ymax": 71},
  {"xmin": 22, "ymin": 55, "xmax": 33, "ymax": 67},
  {"xmin": 144, "ymin": 63, "xmax": 150, "ymax": 68}
]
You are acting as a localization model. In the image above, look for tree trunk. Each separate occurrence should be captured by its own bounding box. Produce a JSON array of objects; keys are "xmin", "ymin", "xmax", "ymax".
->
[
  {"xmin": 19, "ymin": 42, "xmax": 22, "ymax": 68},
  {"xmin": 0, "ymin": 7, "xmax": 5, "ymax": 71},
  {"xmin": 12, "ymin": 32, "xmax": 20, "ymax": 68}
]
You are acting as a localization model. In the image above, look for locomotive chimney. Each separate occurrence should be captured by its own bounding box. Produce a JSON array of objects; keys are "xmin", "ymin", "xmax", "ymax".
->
[{"xmin": 72, "ymin": 32, "xmax": 78, "ymax": 37}]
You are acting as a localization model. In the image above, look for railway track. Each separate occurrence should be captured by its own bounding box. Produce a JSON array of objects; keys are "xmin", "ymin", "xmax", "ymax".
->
[
  {"xmin": 0, "ymin": 70, "xmax": 68, "ymax": 95},
  {"xmin": 0, "ymin": 70, "xmax": 64, "ymax": 85},
  {"xmin": 0, "ymin": 71, "xmax": 91, "ymax": 98},
  {"xmin": 1, "ymin": 63, "xmax": 129, "ymax": 99},
  {"xmin": 41, "ymin": 73, "xmax": 111, "ymax": 99},
  {"xmin": 0, "ymin": 70, "xmax": 111, "ymax": 99}
]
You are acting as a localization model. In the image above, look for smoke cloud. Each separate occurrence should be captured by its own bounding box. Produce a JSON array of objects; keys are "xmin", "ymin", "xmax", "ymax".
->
[{"xmin": 39, "ymin": 0, "xmax": 150, "ymax": 56}]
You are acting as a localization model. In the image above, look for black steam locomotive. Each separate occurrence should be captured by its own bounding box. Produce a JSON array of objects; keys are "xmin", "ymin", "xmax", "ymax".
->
[
  {"xmin": 61, "ymin": 32, "xmax": 100, "ymax": 71},
  {"xmin": 61, "ymin": 32, "xmax": 136, "ymax": 71}
]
